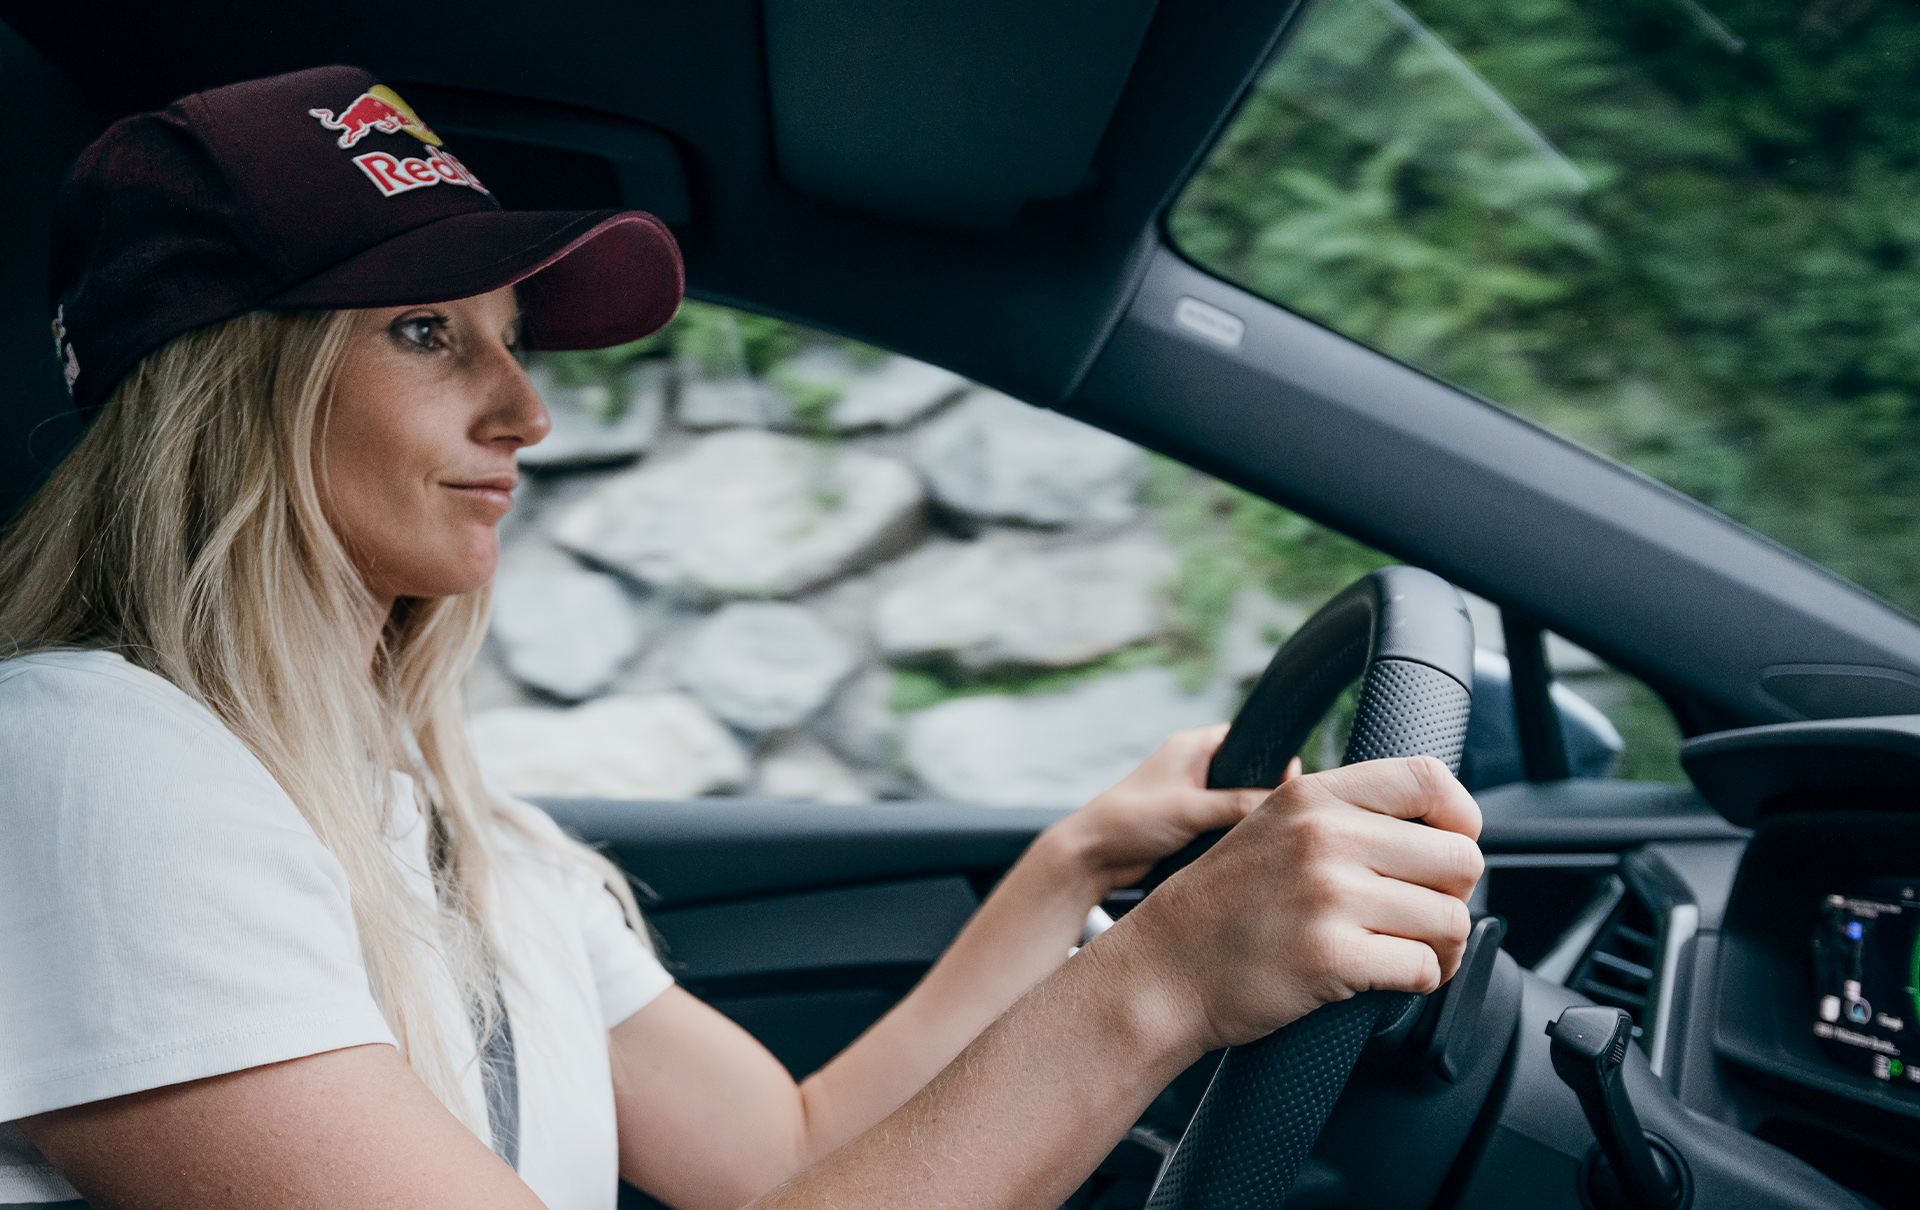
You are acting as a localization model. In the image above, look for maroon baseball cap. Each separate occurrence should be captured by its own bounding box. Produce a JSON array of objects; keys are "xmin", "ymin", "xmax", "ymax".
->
[{"xmin": 48, "ymin": 64, "xmax": 684, "ymax": 415}]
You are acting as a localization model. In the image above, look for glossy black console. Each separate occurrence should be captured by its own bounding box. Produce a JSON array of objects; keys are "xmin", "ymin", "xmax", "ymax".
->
[{"xmin": 1714, "ymin": 813, "xmax": 1920, "ymax": 1126}]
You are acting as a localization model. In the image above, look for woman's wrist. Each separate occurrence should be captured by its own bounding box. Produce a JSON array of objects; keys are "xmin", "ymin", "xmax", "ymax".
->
[
  {"xmin": 1027, "ymin": 818, "xmax": 1118, "ymax": 906},
  {"xmin": 1070, "ymin": 914, "xmax": 1212, "ymax": 1074}
]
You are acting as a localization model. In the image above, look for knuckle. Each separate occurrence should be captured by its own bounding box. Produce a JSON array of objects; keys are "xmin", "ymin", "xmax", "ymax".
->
[
  {"xmin": 1416, "ymin": 948, "xmax": 1444, "ymax": 994},
  {"xmin": 1298, "ymin": 866, "xmax": 1346, "ymax": 914},
  {"xmin": 1460, "ymin": 833, "xmax": 1487, "ymax": 876},
  {"xmin": 1451, "ymin": 834, "xmax": 1485, "ymax": 886},
  {"xmin": 1292, "ymin": 808, "xmax": 1349, "ymax": 856},
  {"xmin": 1407, "ymin": 754, "xmax": 1449, "ymax": 795},
  {"xmin": 1303, "ymin": 922, "xmax": 1349, "ymax": 978}
]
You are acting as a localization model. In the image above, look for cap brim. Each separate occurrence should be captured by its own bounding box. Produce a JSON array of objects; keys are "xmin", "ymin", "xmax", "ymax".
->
[{"xmin": 268, "ymin": 208, "xmax": 683, "ymax": 350}]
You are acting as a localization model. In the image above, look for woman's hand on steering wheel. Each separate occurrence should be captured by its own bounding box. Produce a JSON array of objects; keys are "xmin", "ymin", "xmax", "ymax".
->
[
  {"xmin": 1044, "ymin": 724, "xmax": 1303, "ymax": 899},
  {"xmin": 1099, "ymin": 754, "xmax": 1484, "ymax": 1054}
]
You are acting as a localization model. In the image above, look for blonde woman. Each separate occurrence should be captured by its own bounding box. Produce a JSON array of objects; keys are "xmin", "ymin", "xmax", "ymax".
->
[{"xmin": 0, "ymin": 67, "xmax": 1483, "ymax": 1210}]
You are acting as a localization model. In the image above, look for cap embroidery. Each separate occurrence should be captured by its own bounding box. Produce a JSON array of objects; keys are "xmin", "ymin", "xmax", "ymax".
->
[
  {"xmin": 351, "ymin": 145, "xmax": 489, "ymax": 197},
  {"xmin": 308, "ymin": 85, "xmax": 443, "ymax": 150},
  {"xmin": 309, "ymin": 84, "xmax": 488, "ymax": 198}
]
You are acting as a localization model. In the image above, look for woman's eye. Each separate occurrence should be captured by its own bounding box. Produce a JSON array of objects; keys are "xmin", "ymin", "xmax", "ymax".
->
[{"xmin": 394, "ymin": 316, "xmax": 447, "ymax": 351}]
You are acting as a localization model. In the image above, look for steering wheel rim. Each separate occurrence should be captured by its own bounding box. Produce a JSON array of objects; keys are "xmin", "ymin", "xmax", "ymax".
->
[{"xmin": 1141, "ymin": 565, "xmax": 1475, "ymax": 1210}]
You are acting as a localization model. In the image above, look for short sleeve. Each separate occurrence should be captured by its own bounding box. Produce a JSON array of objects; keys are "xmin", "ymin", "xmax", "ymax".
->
[
  {"xmin": 493, "ymin": 798, "xmax": 674, "ymax": 1030},
  {"xmin": 0, "ymin": 654, "xmax": 396, "ymax": 1124},
  {"xmin": 575, "ymin": 867, "xmax": 674, "ymax": 1028}
]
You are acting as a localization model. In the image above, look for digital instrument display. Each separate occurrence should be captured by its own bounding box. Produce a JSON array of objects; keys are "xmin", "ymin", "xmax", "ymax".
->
[{"xmin": 1812, "ymin": 877, "xmax": 1920, "ymax": 1089}]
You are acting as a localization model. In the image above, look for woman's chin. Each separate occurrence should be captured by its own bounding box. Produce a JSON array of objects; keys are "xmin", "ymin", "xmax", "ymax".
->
[{"xmin": 372, "ymin": 542, "xmax": 499, "ymax": 602}]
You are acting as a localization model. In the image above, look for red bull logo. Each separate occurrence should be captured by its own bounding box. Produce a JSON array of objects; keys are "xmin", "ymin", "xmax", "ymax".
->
[
  {"xmin": 352, "ymin": 145, "xmax": 489, "ymax": 198},
  {"xmin": 309, "ymin": 84, "xmax": 488, "ymax": 198},
  {"xmin": 309, "ymin": 85, "xmax": 443, "ymax": 150}
]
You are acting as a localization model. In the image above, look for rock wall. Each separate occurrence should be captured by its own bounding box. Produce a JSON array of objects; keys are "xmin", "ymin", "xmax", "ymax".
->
[{"xmin": 471, "ymin": 344, "xmax": 1307, "ymax": 807}]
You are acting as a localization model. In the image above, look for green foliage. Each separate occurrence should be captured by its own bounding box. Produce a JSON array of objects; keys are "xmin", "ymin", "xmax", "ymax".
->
[
  {"xmin": 1603, "ymin": 671, "xmax": 1687, "ymax": 783},
  {"xmin": 537, "ymin": 336, "xmax": 669, "ymax": 390},
  {"xmin": 769, "ymin": 368, "xmax": 843, "ymax": 441},
  {"xmin": 1147, "ymin": 455, "xmax": 1392, "ymax": 686},
  {"xmin": 888, "ymin": 644, "xmax": 1175, "ymax": 712},
  {"xmin": 1170, "ymin": 0, "xmax": 1920, "ymax": 619},
  {"xmin": 674, "ymin": 302, "xmax": 808, "ymax": 378}
]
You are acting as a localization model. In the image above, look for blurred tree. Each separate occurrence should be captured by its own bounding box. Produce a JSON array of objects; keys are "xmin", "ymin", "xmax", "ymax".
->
[{"xmin": 1171, "ymin": 0, "xmax": 1920, "ymax": 617}]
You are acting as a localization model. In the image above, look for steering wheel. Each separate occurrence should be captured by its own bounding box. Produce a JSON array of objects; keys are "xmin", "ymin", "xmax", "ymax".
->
[{"xmin": 1141, "ymin": 565, "xmax": 1476, "ymax": 1210}]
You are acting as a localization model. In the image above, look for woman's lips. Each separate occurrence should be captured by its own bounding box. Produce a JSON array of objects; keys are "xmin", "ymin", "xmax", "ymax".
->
[{"xmin": 443, "ymin": 478, "xmax": 517, "ymax": 515}]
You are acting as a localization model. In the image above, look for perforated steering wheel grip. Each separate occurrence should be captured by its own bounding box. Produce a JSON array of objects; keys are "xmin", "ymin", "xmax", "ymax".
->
[{"xmin": 1142, "ymin": 567, "xmax": 1474, "ymax": 1210}]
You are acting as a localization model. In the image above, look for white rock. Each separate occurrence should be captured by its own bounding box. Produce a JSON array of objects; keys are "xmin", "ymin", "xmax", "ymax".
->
[
  {"xmin": 517, "ymin": 363, "xmax": 666, "ymax": 469},
  {"xmin": 911, "ymin": 390, "xmax": 1144, "ymax": 526},
  {"xmin": 873, "ymin": 531, "xmax": 1174, "ymax": 670},
  {"xmin": 1216, "ymin": 587, "xmax": 1308, "ymax": 684},
  {"xmin": 903, "ymin": 667, "xmax": 1228, "ymax": 807},
  {"xmin": 470, "ymin": 694, "xmax": 750, "ymax": 800},
  {"xmin": 550, "ymin": 429, "xmax": 925, "ymax": 599},
  {"xmin": 753, "ymin": 731, "xmax": 874, "ymax": 803},
  {"xmin": 815, "ymin": 665, "xmax": 899, "ymax": 768},
  {"xmin": 829, "ymin": 355, "xmax": 969, "ymax": 431},
  {"xmin": 489, "ymin": 568, "xmax": 644, "ymax": 699},
  {"xmin": 678, "ymin": 366, "xmax": 785, "ymax": 429},
  {"xmin": 678, "ymin": 601, "xmax": 858, "ymax": 731},
  {"xmin": 465, "ymin": 646, "xmax": 534, "ymax": 713}
]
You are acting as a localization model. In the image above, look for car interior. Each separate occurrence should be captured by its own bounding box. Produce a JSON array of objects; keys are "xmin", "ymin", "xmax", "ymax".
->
[{"xmin": 5, "ymin": 2, "xmax": 1920, "ymax": 1208}]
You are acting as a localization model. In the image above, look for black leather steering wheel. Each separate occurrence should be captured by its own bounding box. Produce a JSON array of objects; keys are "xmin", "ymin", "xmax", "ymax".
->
[{"xmin": 1141, "ymin": 565, "xmax": 1475, "ymax": 1210}]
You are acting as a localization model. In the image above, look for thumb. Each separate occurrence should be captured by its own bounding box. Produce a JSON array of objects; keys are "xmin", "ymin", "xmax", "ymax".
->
[{"xmin": 1176, "ymin": 786, "xmax": 1268, "ymax": 835}]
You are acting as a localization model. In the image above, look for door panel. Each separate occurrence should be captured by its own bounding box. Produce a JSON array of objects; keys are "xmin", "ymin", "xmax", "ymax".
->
[
  {"xmin": 540, "ymin": 799, "xmax": 1062, "ymax": 1079},
  {"xmin": 650, "ymin": 875, "xmax": 982, "ymax": 1080},
  {"xmin": 543, "ymin": 798, "xmax": 1067, "ymax": 907}
]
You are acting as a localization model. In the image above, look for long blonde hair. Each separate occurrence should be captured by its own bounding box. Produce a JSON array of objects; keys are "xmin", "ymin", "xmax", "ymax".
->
[{"xmin": 0, "ymin": 309, "xmax": 644, "ymax": 1126}]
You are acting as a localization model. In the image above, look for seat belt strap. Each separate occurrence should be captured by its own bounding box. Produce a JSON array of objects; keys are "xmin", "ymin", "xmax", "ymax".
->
[{"xmin": 470, "ymin": 976, "xmax": 520, "ymax": 1171}]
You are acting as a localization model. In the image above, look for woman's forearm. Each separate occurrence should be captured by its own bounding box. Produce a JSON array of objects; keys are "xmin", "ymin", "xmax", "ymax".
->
[
  {"xmin": 792, "ymin": 826, "xmax": 1105, "ymax": 1161},
  {"xmin": 758, "ymin": 928, "xmax": 1202, "ymax": 1210}
]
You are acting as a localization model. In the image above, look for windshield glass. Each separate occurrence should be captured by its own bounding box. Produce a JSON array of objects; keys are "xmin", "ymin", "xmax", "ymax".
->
[{"xmin": 1169, "ymin": 0, "xmax": 1920, "ymax": 618}]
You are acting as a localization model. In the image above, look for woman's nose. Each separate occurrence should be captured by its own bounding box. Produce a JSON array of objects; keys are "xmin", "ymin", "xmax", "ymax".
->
[{"xmin": 485, "ymin": 355, "xmax": 552, "ymax": 449}]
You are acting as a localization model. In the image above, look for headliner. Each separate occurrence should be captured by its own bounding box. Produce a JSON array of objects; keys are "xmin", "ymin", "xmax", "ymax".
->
[{"xmin": 0, "ymin": 0, "xmax": 1301, "ymax": 405}]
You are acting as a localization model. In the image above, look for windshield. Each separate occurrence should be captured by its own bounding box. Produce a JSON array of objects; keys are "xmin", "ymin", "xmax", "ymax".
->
[{"xmin": 1169, "ymin": 0, "xmax": 1920, "ymax": 619}]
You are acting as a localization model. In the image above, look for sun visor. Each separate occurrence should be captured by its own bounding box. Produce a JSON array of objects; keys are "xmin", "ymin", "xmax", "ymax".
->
[{"xmin": 764, "ymin": 0, "xmax": 1160, "ymax": 233}]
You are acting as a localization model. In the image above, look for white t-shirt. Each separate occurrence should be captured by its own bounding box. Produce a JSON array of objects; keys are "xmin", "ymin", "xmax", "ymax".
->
[{"xmin": 0, "ymin": 651, "xmax": 674, "ymax": 1207}]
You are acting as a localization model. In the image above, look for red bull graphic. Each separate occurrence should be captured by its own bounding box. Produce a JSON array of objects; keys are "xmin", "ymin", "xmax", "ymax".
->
[
  {"xmin": 309, "ymin": 85, "xmax": 444, "ymax": 150},
  {"xmin": 352, "ymin": 145, "xmax": 489, "ymax": 198}
]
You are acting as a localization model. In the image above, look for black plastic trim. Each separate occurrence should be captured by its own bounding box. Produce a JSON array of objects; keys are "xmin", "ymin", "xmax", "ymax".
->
[
  {"xmin": 1475, "ymin": 781, "xmax": 1747, "ymax": 853},
  {"xmin": 1065, "ymin": 249, "xmax": 1920, "ymax": 732},
  {"xmin": 537, "ymin": 797, "xmax": 1066, "ymax": 908},
  {"xmin": 1682, "ymin": 716, "xmax": 1920, "ymax": 827},
  {"xmin": 648, "ymin": 875, "xmax": 980, "ymax": 984}
]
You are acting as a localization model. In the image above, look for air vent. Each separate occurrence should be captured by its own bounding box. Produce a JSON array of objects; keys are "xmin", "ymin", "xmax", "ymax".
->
[{"xmin": 1567, "ymin": 887, "xmax": 1659, "ymax": 1030}]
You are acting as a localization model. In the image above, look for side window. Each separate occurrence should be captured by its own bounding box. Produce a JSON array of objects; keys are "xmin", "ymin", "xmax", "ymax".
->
[
  {"xmin": 1544, "ymin": 635, "xmax": 1685, "ymax": 785},
  {"xmin": 1168, "ymin": 0, "xmax": 1920, "ymax": 767},
  {"xmin": 468, "ymin": 302, "xmax": 1410, "ymax": 806}
]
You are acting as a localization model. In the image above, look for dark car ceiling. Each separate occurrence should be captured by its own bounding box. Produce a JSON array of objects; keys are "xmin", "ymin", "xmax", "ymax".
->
[
  {"xmin": 7, "ymin": 0, "xmax": 1920, "ymax": 734},
  {"xmin": 0, "ymin": 0, "xmax": 1296, "ymax": 403}
]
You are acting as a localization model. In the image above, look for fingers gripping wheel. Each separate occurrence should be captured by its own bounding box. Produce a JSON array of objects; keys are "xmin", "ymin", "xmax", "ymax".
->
[{"xmin": 1144, "ymin": 567, "xmax": 1474, "ymax": 1210}]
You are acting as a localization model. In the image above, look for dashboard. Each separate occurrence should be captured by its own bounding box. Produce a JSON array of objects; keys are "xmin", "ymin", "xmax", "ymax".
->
[
  {"xmin": 1675, "ymin": 717, "xmax": 1920, "ymax": 1203},
  {"xmin": 1435, "ymin": 718, "xmax": 1920, "ymax": 1210}
]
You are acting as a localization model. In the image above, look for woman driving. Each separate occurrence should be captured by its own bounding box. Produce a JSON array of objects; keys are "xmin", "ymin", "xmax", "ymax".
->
[{"xmin": 0, "ymin": 66, "xmax": 1483, "ymax": 1210}]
